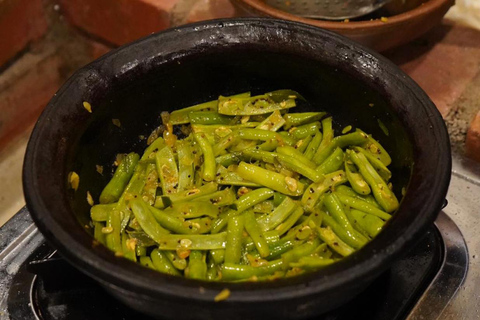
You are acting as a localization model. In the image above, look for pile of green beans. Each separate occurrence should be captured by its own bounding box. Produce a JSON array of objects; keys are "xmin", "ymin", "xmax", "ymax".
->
[{"xmin": 89, "ymin": 90, "xmax": 400, "ymax": 281}]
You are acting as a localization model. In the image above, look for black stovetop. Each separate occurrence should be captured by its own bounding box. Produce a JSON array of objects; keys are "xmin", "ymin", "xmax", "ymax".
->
[{"xmin": 6, "ymin": 226, "xmax": 443, "ymax": 320}]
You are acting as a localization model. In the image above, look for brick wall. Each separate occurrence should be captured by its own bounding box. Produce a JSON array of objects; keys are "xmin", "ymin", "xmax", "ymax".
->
[{"xmin": 0, "ymin": 0, "xmax": 234, "ymax": 151}]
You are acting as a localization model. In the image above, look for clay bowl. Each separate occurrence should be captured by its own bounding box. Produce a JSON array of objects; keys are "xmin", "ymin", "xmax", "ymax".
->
[{"xmin": 232, "ymin": 0, "xmax": 455, "ymax": 51}]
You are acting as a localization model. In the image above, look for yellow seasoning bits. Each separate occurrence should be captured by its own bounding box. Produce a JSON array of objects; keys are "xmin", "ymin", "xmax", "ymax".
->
[
  {"xmin": 112, "ymin": 119, "xmax": 122, "ymax": 127},
  {"xmin": 96, "ymin": 165, "xmax": 104, "ymax": 174},
  {"xmin": 342, "ymin": 125, "xmax": 352, "ymax": 134},
  {"xmin": 83, "ymin": 101, "xmax": 92, "ymax": 113},
  {"xmin": 214, "ymin": 288, "xmax": 231, "ymax": 302},
  {"xmin": 86, "ymin": 191, "xmax": 94, "ymax": 206},
  {"xmin": 69, "ymin": 171, "xmax": 80, "ymax": 191},
  {"xmin": 380, "ymin": 17, "xmax": 388, "ymax": 23}
]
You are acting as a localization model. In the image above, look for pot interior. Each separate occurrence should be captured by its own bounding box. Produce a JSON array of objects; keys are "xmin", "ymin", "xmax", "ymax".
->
[{"xmin": 71, "ymin": 49, "xmax": 413, "ymax": 229}]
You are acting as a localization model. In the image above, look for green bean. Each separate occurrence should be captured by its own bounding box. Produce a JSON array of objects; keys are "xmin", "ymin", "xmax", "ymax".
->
[
  {"xmin": 191, "ymin": 123, "xmax": 258, "ymax": 136},
  {"xmin": 319, "ymin": 211, "xmax": 366, "ymax": 249},
  {"xmin": 136, "ymin": 245, "xmax": 147, "ymax": 257},
  {"xmin": 243, "ymin": 230, "xmax": 280, "ymax": 251},
  {"xmin": 290, "ymin": 121, "xmax": 321, "ymax": 139},
  {"xmin": 357, "ymin": 129, "xmax": 392, "ymax": 166},
  {"xmin": 156, "ymin": 232, "xmax": 227, "ymax": 250},
  {"xmin": 193, "ymin": 188, "xmax": 236, "ymax": 207},
  {"xmin": 169, "ymin": 100, "xmax": 218, "ymax": 125},
  {"xmin": 218, "ymin": 90, "xmax": 297, "ymax": 116},
  {"xmin": 90, "ymin": 203, "xmax": 116, "ymax": 222},
  {"xmin": 149, "ymin": 205, "xmax": 210, "ymax": 234},
  {"xmin": 213, "ymin": 133, "xmax": 237, "ymax": 156},
  {"xmin": 335, "ymin": 193, "xmax": 392, "ymax": 220},
  {"xmin": 157, "ymin": 182, "xmax": 218, "ymax": 208},
  {"xmin": 314, "ymin": 243, "xmax": 333, "ymax": 259},
  {"xmin": 240, "ymin": 148, "xmax": 277, "ymax": 164},
  {"xmin": 105, "ymin": 209, "xmax": 122, "ymax": 253},
  {"xmin": 126, "ymin": 230, "xmax": 156, "ymax": 247},
  {"xmin": 244, "ymin": 210, "xmax": 270, "ymax": 258},
  {"xmin": 343, "ymin": 207, "xmax": 371, "ymax": 239},
  {"xmin": 121, "ymin": 232, "xmax": 136, "ymax": 262},
  {"xmin": 273, "ymin": 192, "xmax": 287, "ymax": 207},
  {"xmin": 141, "ymin": 137, "xmax": 165, "ymax": 161},
  {"xmin": 256, "ymin": 110, "xmax": 286, "ymax": 131},
  {"xmin": 276, "ymin": 146, "xmax": 316, "ymax": 168},
  {"xmin": 233, "ymin": 188, "xmax": 274, "ymax": 213},
  {"xmin": 301, "ymin": 170, "xmax": 347, "ymax": 212},
  {"xmin": 229, "ymin": 139, "xmax": 257, "ymax": 152},
  {"xmin": 281, "ymin": 238, "xmax": 320, "ymax": 267},
  {"xmin": 225, "ymin": 215, "xmax": 246, "ymax": 264},
  {"xmin": 93, "ymin": 221, "xmax": 106, "ymax": 245},
  {"xmin": 278, "ymin": 131, "xmax": 297, "ymax": 146},
  {"xmin": 263, "ymin": 239, "xmax": 296, "ymax": 260},
  {"xmin": 350, "ymin": 209, "xmax": 385, "ymax": 237},
  {"xmin": 257, "ymin": 196, "xmax": 297, "ymax": 232},
  {"xmin": 216, "ymin": 165, "xmax": 260, "ymax": 187},
  {"xmin": 188, "ymin": 112, "xmax": 233, "ymax": 125},
  {"xmin": 304, "ymin": 131, "xmax": 323, "ymax": 160},
  {"xmin": 296, "ymin": 134, "xmax": 313, "ymax": 153},
  {"xmin": 193, "ymin": 132, "xmax": 216, "ymax": 182},
  {"xmin": 211, "ymin": 209, "xmax": 237, "ymax": 234},
  {"xmin": 353, "ymin": 146, "xmax": 391, "ymax": 181},
  {"xmin": 313, "ymin": 131, "xmax": 369, "ymax": 165},
  {"xmin": 185, "ymin": 251, "xmax": 207, "ymax": 280},
  {"xmin": 164, "ymin": 201, "xmax": 219, "ymax": 219},
  {"xmin": 289, "ymin": 256, "xmax": 335, "ymax": 270},
  {"xmin": 252, "ymin": 200, "xmax": 274, "ymax": 214},
  {"xmin": 155, "ymin": 146, "xmax": 179, "ymax": 195},
  {"xmin": 335, "ymin": 185, "xmax": 381, "ymax": 209},
  {"xmin": 215, "ymin": 153, "xmax": 241, "ymax": 167},
  {"xmin": 151, "ymin": 249, "xmax": 181, "ymax": 276},
  {"xmin": 237, "ymin": 128, "xmax": 280, "ymax": 142},
  {"xmin": 257, "ymin": 139, "xmax": 279, "ymax": 151},
  {"xmin": 165, "ymin": 251, "xmax": 188, "ymax": 270},
  {"xmin": 277, "ymin": 153, "xmax": 323, "ymax": 182},
  {"xmin": 283, "ymin": 112, "xmax": 326, "ymax": 130},
  {"xmin": 349, "ymin": 151, "xmax": 399, "ymax": 213},
  {"xmin": 315, "ymin": 117, "xmax": 333, "ymax": 158},
  {"xmin": 139, "ymin": 256, "xmax": 156, "ymax": 270},
  {"xmin": 177, "ymin": 140, "xmax": 194, "ymax": 191},
  {"xmin": 237, "ymin": 162, "xmax": 305, "ymax": 196},
  {"xmin": 315, "ymin": 147, "xmax": 344, "ymax": 176},
  {"xmin": 221, "ymin": 260, "xmax": 284, "ymax": 281},
  {"xmin": 210, "ymin": 249, "xmax": 225, "ymax": 265},
  {"xmin": 345, "ymin": 157, "xmax": 371, "ymax": 195},
  {"xmin": 317, "ymin": 227, "xmax": 355, "ymax": 257},
  {"xmin": 100, "ymin": 152, "xmax": 139, "ymax": 204},
  {"xmin": 275, "ymin": 207, "xmax": 304, "ymax": 236},
  {"xmin": 324, "ymin": 194, "xmax": 368, "ymax": 244},
  {"xmin": 206, "ymin": 258, "xmax": 219, "ymax": 281},
  {"xmin": 131, "ymin": 199, "xmax": 170, "ymax": 244}
]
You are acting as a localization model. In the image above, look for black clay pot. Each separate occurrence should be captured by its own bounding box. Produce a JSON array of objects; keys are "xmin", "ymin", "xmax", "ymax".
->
[{"xmin": 23, "ymin": 18, "xmax": 451, "ymax": 320}]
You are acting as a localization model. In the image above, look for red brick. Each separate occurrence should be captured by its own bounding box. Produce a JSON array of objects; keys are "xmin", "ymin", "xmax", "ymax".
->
[
  {"xmin": 0, "ymin": 0, "xmax": 48, "ymax": 67},
  {"xmin": 184, "ymin": 0, "xmax": 236, "ymax": 24},
  {"xmin": 60, "ymin": 0, "xmax": 178, "ymax": 46},
  {"xmin": 385, "ymin": 21, "xmax": 480, "ymax": 117},
  {"xmin": 0, "ymin": 51, "xmax": 62, "ymax": 151},
  {"xmin": 87, "ymin": 39, "xmax": 114, "ymax": 60},
  {"xmin": 466, "ymin": 110, "xmax": 480, "ymax": 163}
]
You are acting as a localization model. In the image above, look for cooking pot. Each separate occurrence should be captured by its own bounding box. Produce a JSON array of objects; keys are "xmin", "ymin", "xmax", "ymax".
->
[{"xmin": 23, "ymin": 18, "xmax": 451, "ymax": 319}]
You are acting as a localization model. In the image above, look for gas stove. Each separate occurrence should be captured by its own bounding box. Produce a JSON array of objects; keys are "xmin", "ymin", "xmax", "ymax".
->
[{"xmin": 0, "ymin": 154, "xmax": 477, "ymax": 320}]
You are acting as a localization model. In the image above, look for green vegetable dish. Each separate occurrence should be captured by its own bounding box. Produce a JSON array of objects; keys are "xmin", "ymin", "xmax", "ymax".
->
[{"xmin": 88, "ymin": 90, "xmax": 399, "ymax": 282}]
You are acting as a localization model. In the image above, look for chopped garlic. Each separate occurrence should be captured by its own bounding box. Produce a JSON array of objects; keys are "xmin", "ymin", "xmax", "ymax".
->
[
  {"xmin": 86, "ymin": 191, "xmax": 94, "ymax": 206},
  {"xmin": 83, "ymin": 101, "xmax": 92, "ymax": 113},
  {"xmin": 214, "ymin": 288, "xmax": 231, "ymax": 302},
  {"xmin": 69, "ymin": 171, "xmax": 80, "ymax": 191}
]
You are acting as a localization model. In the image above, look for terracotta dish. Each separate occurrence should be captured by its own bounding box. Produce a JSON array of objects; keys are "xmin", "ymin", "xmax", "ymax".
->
[{"xmin": 232, "ymin": 0, "xmax": 455, "ymax": 51}]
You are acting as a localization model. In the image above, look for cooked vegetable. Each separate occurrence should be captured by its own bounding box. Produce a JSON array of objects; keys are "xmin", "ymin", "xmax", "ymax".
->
[{"xmin": 90, "ymin": 90, "xmax": 402, "ymax": 281}]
